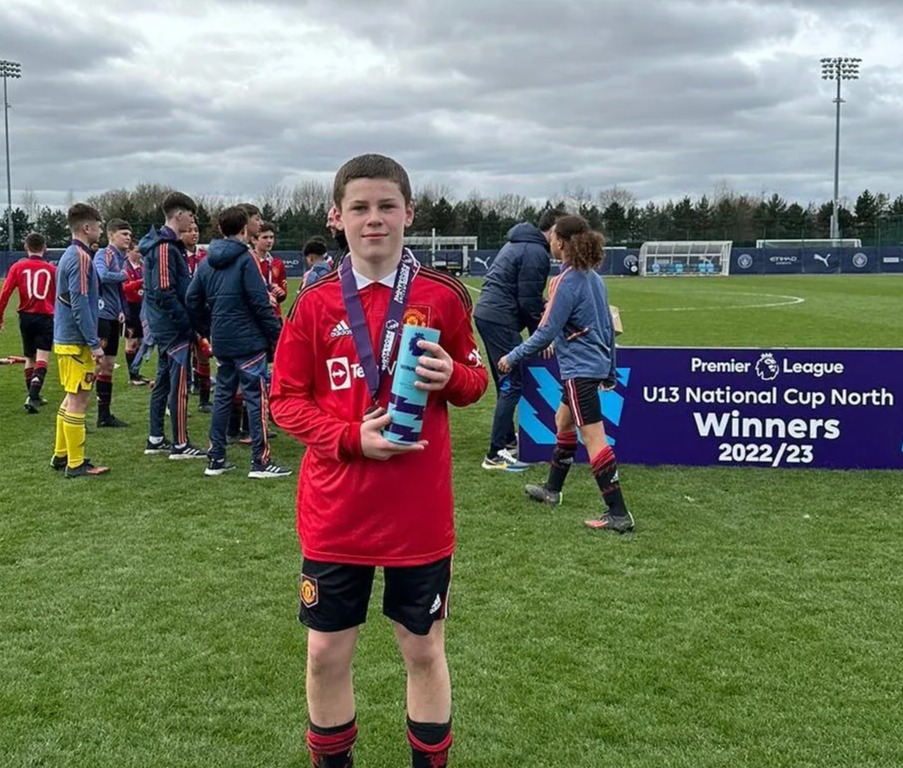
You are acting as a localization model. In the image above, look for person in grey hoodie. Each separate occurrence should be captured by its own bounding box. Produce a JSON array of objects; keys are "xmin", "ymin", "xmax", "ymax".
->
[
  {"xmin": 473, "ymin": 207, "xmax": 564, "ymax": 471},
  {"xmin": 186, "ymin": 206, "xmax": 289, "ymax": 480}
]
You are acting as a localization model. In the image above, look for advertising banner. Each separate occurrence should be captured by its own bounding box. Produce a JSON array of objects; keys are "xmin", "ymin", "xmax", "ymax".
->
[{"xmin": 519, "ymin": 347, "xmax": 903, "ymax": 470}]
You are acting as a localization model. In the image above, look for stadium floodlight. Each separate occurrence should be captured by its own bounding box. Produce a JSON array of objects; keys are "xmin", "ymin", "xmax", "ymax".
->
[
  {"xmin": 1, "ymin": 59, "xmax": 21, "ymax": 255},
  {"xmin": 820, "ymin": 56, "xmax": 861, "ymax": 241}
]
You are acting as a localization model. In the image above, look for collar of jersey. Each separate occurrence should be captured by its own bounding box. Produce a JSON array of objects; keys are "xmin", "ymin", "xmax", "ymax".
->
[{"xmin": 352, "ymin": 267, "xmax": 397, "ymax": 290}]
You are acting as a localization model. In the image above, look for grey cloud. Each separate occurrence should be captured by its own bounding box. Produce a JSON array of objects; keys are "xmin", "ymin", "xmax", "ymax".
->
[{"xmin": 2, "ymin": 0, "xmax": 901, "ymax": 208}]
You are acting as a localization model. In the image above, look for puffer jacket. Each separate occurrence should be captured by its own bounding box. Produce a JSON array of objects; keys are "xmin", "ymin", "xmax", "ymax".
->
[
  {"xmin": 473, "ymin": 222, "xmax": 551, "ymax": 333},
  {"xmin": 186, "ymin": 237, "xmax": 282, "ymax": 359}
]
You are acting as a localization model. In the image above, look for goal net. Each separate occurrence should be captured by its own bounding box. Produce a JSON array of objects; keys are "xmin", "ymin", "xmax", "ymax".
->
[
  {"xmin": 639, "ymin": 241, "xmax": 732, "ymax": 276},
  {"xmin": 756, "ymin": 238, "xmax": 861, "ymax": 249}
]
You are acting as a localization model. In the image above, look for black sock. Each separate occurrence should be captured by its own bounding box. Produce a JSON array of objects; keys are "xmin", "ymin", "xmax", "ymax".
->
[
  {"xmin": 591, "ymin": 445, "xmax": 628, "ymax": 516},
  {"xmin": 307, "ymin": 718, "xmax": 356, "ymax": 768},
  {"xmin": 125, "ymin": 352, "xmax": 136, "ymax": 376},
  {"xmin": 197, "ymin": 374, "xmax": 211, "ymax": 405},
  {"xmin": 28, "ymin": 363, "xmax": 48, "ymax": 400},
  {"xmin": 24, "ymin": 366, "xmax": 34, "ymax": 393},
  {"xmin": 547, "ymin": 431, "xmax": 578, "ymax": 492},
  {"xmin": 407, "ymin": 717, "xmax": 451, "ymax": 768},
  {"xmin": 96, "ymin": 375, "xmax": 113, "ymax": 419}
]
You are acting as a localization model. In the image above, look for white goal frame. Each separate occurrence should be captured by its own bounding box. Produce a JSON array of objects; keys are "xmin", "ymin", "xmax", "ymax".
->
[{"xmin": 639, "ymin": 241, "xmax": 733, "ymax": 276}]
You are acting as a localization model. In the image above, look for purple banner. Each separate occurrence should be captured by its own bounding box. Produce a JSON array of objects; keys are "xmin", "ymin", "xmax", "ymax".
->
[{"xmin": 519, "ymin": 347, "xmax": 903, "ymax": 470}]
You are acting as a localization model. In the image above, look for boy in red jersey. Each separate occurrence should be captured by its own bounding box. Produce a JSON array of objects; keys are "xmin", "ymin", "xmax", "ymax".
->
[
  {"xmin": 182, "ymin": 221, "xmax": 212, "ymax": 411},
  {"xmin": 270, "ymin": 154, "xmax": 488, "ymax": 768},
  {"xmin": 252, "ymin": 221, "xmax": 288, "ymax": 315},
  {"xmin": 0, "ymin": 232, "xmax": 56, "ymax": 412},
  {"xmin": 122, "ymin": 241, "xmax": 148, "ymax": 384}
]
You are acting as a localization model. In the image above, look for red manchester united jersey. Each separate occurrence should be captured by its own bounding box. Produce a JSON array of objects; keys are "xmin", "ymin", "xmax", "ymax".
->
[
  {"xmin": 270, "ymin": 266, "xmax": 488, "ymax": 567},
  {"xmin": 0, "ymin": 256, "xmax": 56, "ymax": 317}
]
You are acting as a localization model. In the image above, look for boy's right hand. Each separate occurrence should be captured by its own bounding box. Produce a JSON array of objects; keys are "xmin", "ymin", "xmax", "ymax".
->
[{"xmin": 360, "ymin": 407, "xmax": 428, "ymax": 460}]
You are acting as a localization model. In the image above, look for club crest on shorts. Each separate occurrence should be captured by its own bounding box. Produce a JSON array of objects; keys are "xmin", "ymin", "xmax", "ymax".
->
[{"xmin": 300, "ymin": 575, "xmax": 319, "ymax": 608}]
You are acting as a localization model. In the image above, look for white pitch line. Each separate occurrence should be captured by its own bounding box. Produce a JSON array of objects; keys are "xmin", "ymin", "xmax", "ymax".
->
[
  {"xmin": 634, "ymin": 292, "xmax": 805, "ymax": 312},
  {"xmin": 464, "ymin": 283, "xmax": 803, "ymax": 312}
]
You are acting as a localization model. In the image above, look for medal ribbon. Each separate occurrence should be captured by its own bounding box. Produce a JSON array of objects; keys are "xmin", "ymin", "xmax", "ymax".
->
[{"xmin": 339, "ymin": 249, "xmax": 419, "ymax": 400}]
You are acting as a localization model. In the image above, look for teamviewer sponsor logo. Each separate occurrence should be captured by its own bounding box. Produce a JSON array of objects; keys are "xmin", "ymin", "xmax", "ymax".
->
[
  {"xmin": 327, "ymin": 357, "xmax": 365, "ymax": 390},
  {"xmin": 328, "ymin": 357, "xmax": 352, "ymax": 390},
  {"xmin": 330, "ymin": 320, "xmax": 352, "ymax": 338}
]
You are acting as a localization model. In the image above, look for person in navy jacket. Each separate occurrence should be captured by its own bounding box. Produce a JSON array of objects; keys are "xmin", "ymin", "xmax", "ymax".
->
[
  {"xmin": 473, "ymin": 208, "xmax": 564, "ymax": 471},
  {"xmin": 139, "ymin": 192, "xmax": 206, "ymax": 459},
  {"xmin": 187, "ymin": 206, "xmax": 286, "ymax": 479}
]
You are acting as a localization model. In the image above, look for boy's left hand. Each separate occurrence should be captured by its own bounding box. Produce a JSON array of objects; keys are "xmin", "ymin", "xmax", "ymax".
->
[
  {"xmin": 414, "ymin": 340, "xmax": 454, "ymax": 391},
  {"xmin": 498, "ymin": 355, "xmax": 511, "ymax": 374}
]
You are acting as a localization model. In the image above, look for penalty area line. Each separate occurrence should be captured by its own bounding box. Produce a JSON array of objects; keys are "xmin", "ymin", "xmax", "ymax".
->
[{"xmin": 635, "ymin": 292, "xmax": 805, "ymax": 312}]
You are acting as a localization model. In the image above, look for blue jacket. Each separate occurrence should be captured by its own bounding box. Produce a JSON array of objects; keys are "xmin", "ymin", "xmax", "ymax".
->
[
  {"xmin": 94, "ymin": 244, "xmax": 127, "ymax": 320},
  {"xmin": 140, "ymin": 225, "xmax": 193, "ymax": 351},
  {"xmin": 505, "ymin": 266, "xmax": 616, "ymax": 382},
  {"xmin": 186, "ymin": 237, "xmax": 283, "ymax": 359},
  {"xmin": 54, "ymin": 239, "xmax": 100, "ymax": 348},
  {"xmin": 473, "ymin": 222, "xmax": 551, "ymax": 332},
  {"xmin": 303, "ymin": 261, "xmax": 331, "ymax": 288}
]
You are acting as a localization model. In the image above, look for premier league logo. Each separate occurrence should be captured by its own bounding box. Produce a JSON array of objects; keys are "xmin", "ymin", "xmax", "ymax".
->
[
  {"xmin": 408, "ymin": 331, "xmax": 427, "ymax": 356},
  {"xmin": 755, "ymin": 353, "xmax": 780, "ymax": 381}
]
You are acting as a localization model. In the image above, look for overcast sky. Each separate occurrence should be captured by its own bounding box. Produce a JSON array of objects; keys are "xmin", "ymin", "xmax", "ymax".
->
[{"xmin": 1, "ymin": 0, "xmax": 902, "ymax": 210}]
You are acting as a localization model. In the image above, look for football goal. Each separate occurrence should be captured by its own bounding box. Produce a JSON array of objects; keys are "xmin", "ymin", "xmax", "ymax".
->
[{"xmin": 639, "ymin": 241, "xmax": 732, "ymax": 276}]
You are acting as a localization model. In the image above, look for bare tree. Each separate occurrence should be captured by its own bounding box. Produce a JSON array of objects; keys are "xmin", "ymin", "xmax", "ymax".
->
[
  {"xmin": 417, "ymin": 182, "xmax": 456, "ymax": 205},
  {"xmin": 465, "ymin": 189, "xmax": 491, "ymax": 214},
  {"xmin": 290, "ymin": 180, "xmax": 332, "ymax": 212},
  {"xmin": 258, "ymin": 184, "xmax": 293, "ymax": 217},
  {"xmin": 20, "ymin": 189, "xmax": 41, "ymax": 223},
  {"xmin": 131, "ymin": 183, "xmax": 177, "ymax": 215},
  {"xmin": 596, "ymin": 186, "xmax": 637, "ymax": 211},
  {"xmin": 492, "ymin": 192, "xmax": 529, "ymax": 219},
  {"xmin": 86, "ymin": 188, "xmax": 132, "ymax": 219},
  {"xmin": 561, "ymin": 184, "xmax": 594, "ymax": 211}
]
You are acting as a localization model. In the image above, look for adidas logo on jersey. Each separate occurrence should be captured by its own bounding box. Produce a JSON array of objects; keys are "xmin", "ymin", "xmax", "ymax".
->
[{"xmin": 330, "ymin": 320, "xmax": 352, "ymax": 338}]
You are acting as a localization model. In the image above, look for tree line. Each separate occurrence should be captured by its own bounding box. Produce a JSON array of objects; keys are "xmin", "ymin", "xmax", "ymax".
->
[{"xmin": 2, "ymin": 182, "xmax": 903, "ymax": 252}]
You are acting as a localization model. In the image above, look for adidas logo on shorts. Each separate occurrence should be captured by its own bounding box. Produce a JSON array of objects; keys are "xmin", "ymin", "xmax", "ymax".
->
[
  {"xmin": 330, "ymin": 320, "xmax": 352, "ymax": 338},
  {"xmin": 429, "ymin": 594, "xmax": 442, "ymax": 615}
]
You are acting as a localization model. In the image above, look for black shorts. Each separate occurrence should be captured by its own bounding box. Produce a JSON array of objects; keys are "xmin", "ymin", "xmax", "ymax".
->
[
  {"xmin": 97, "ymin": 318, "xmax": 121, "ymax": 357},
  {"xmin": 561, "ymin": 377, "xmax": 604, "ymax": 427},
  {"xmin": 19, "ymin": 312, "xmax": 53, "ymax": 358},
  {"xmin": 299, "ymin": 556, "xmax": 452, "ymax": 636},
  {"xmin": 124, "ymin": 303, "xmax": 143, "ymax": 339}
]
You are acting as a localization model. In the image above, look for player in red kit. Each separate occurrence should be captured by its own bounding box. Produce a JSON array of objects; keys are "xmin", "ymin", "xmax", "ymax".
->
[
  {"xmin": 271, "ymin": 155, "xmax": 487, "ymax": 768},
  {"xmin": 183, "ymin": 222, "xmax": 212, "ymax": 411},
  {"xmin": 122, "ymin": 241, "xmax": 149, "ymax": 384},
  {"xmin": 0, "ymin": 232, "xmax": 57, "ymax": 412},
  {"xmin": 253, "ymin": 221, "xmax": 288, "ymax": 316}
]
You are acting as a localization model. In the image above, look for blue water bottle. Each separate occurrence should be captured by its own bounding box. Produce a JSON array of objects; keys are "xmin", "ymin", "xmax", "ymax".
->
[{"xmin": 383, "ymin": 324, "xmax": 441, "ymax": 444}]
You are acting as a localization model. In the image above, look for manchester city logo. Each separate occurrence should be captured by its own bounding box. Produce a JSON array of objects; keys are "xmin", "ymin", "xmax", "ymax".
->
[
  {"xmin": 738, "ymin": 253, "xmax": 753, "ymax": 269},
  {"xmin": 852, "ymin": 253, "xmax": 868, "ymax": 269}
]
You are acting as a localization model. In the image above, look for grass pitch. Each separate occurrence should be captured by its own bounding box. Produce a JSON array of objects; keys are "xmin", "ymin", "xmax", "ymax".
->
[{"xmin": 1, "ymin": 274, "xmax": 902, "ymax": 767}]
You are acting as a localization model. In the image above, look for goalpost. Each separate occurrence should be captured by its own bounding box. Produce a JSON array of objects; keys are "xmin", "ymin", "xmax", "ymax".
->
[{"xmin": 639, "ymin": 241, "xmax": 733, "ymax": 276}]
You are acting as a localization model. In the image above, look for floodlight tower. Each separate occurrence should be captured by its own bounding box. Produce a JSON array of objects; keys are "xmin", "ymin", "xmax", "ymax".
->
[
  {"xmin": 820, "ymin": 56, "xmax": 860, "ymax": 241},
  {"xmin": 1, "ymin": 59, "xmax": 22, "ymax": 254}
]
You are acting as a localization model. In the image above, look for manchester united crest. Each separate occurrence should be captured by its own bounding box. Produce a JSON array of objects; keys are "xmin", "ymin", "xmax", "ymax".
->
[
  {"xmin": 403, "ymin": 305, "xmax": 431, "ymax": 327},
  {"xmin": 300, "ymin": 575, "xmax": 319, "ymax": 608}
]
